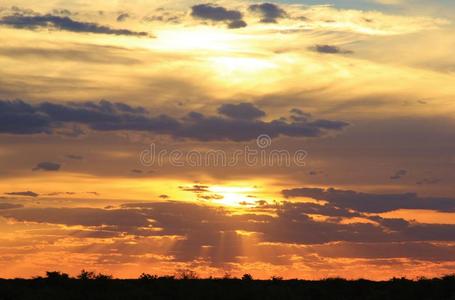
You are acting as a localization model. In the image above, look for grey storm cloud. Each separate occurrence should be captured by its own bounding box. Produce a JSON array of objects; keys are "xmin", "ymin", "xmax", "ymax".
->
[
  {"xmin": 278, "ymin": 202, "xmax": 362, "ymax": 219},
  {"xmin": 218, "ymin": 102, "xmax": 266, "ymax": 120},
  {"xmin": 227, "ymin": 19, "xmax": 247, "ymax": 29},
  {"xmin": 290, "ymin": 108, "xmax": 312, "ymax": 122},
  {"xmin": 0, "ymin": 99, "xmax": 349, "ymax": 142},
  {"xmin": 32, "ymin": 162, "xmax": 61, "ymax": 171},
  {"xmin": 0, "ymin": 100, "xmax": 50, "ymax": 134},
  {"xmin": 191, "ymin": 4, "xmax": 247, "ymax": 29},
  {"xmin": 390, "ymin": 169, "xmax": 407, "ymax": 180},
  {"xmin": 311, "ymin": 45, "xmax": 353, "ymax": 54},
  {"xmin": 282, "ymin": 187, "xmax": 455, "ymax": 213},
  {"xmin": 4, "ymin": 191, "xmax": 39, "ymax": 197},
  {"xmin": 249, "ymin": 3, "xmax": 287, "ymax": 23},
  {"xmin": 1, "ymin": 200, "xmax": 455, "ymax": 266},
  {"xmin": 116, "ymin": 13, "xmax": 130, "ymax": 22},
  {"xmin": 179, "ymin": 185, "xmax": 210, "ymax": 193},
  {"xmin": 0, "ymin": 13, "xmax": 150, "ymax": 36}
]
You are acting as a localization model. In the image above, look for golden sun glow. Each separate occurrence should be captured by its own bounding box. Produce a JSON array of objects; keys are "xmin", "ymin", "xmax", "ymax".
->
[
  {"xmin": 1, "ymin": 0, "xmax": 455, "ymax": 281},
  {"xmin": 152, "ymin": 27, "xmax": 244, "ymax": 52},
  {"xmin": 209, "ymin": 56, "xmax": 276, "ymax": 74},
  {"xmin": 208, "ymin": 186, "xmax": 257, "ymax": 207}
]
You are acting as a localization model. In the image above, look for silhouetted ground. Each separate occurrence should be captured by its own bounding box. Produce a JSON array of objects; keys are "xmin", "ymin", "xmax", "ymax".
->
[{"xmin": 0, "ymin": 273, "xmax": 454, "ymax": 300}]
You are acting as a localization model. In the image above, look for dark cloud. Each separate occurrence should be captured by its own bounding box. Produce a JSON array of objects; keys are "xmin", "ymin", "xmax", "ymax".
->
[
  {"xmin": 0, "ymin": 203, "xmax": 23, "ymax": 210},
  {"xmin": 179, "ymin": 185, "xmax": 210, "ymax": 193},
  {"xmin": 116, "ymin": 13, "xmax": 130, "ymax": 22},
  {"xmin": 0, "ymin": 14, "xmax": 150, "ymax": 37},
  {"xmin": 218, "ymin": 103, "xmax": 266, "ymax": 120},
  {"xmin": 263, "ymin": 202, "xmax": 455, "ymax": 244},
  {"xmin": 248, "ymin": 3, "xmax": 287, "ymax": 23},
  {"xmin": 2, "ymin": 201, "xmax": 455, "ymax": 262},
  {"xmin": 311, "ymin": 45, "xmax": 353, "ymax": 54},
  {"xmin": 191, "ymin": 4, "xmax": 242, "ymax": 21},
  {"xmin": 390, "ymin": 169, "xmax": 407, "ymax": 180},
  {"xmin": 65, "ymin": 154, "xmax": 83, "ymax": 160},
  {"xmin": 130, "ymin": 169, "xmax": 143, "ymax": 174},
  {"xmin": 0, "ymin": 207, "xmax": 150, "ymax": 228},
  {"xmin": 280, "ymin": 202, "xmax": 361, "ymax": 218},
  {"xmin": 0, "ymin": 100, "xmax": 50, "ymax": 134},
  {"xmin": 32, "ymin": 162, "xmax": 61, "ymax": 171},
  {"xmin": 4, "ymin": 191, "xmax": 39, "ymax": 197},
  {"xmin": 191, "ymin": 4, "xmax": 247, "ymax": 29},
  {"xmin": 76, "ymin": 99, "xmax": 148, "ymax": 114},
  {"xmin": 175, "ymin": 113, "xmax": 348, "ymax": 141},
  {"xmin": 227, "ymin": 19, "xmax": 247, "ymax": 29},
  {"xmin": 45, "ymin": 192, "xmax": 76, "ymax": 196},
  {"xmin": 255, "ymin": 200, "xmax": 268, "ymax": 206},
  {"xmin": 278, "ymin": 202, "xmax": 410, "ymax": 233},
  {"xmin": 197, "ymin": 194, "xmax": 224, "ymax": 201},
  {"xmin": 143, "ymin": 9, "xmax": 183, "ymax": 24},
  {"xmin": 0, "ymin": 100, "xmax": 349, "ymax": 142},
  {"xmin": 144, "ymin": 15, "xmax": 181, "ymax": 24},
  {"xmin": 2, "ymin": 201, "xmax": 455, "ymax": 266},
  {"xmin": 290, "ymin": 108, "xmax": 312, "ymax": 122},
  {"xmin": 282, "ymin": 187, "xmax": 455, "ymax": 213}
]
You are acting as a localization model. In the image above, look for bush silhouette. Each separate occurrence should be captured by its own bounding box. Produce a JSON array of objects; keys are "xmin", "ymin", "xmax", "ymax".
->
[
  {"xmin": 138, "ymin": 273, "xmax": 158, "ymax": 280},
  {"xmin": 242, "ymin": 273, "xmax": 253, "ymax": 281},
  {"xmin": 77, "ymin": 269, "xmax": 113, "ymax": 280},
  {"xmin": 0, "ymin": 271, "xmax": 454, "ymax": 300},
  {"xmin": 45, "ymin": 271, "xmax": 70, "ymax": 281},
  {"xmin": 271, "ymin": 275, "xmax": 283, "ymax": 281},
  {"xmin": 176, "ymin": 269, "xmax": 198, "ymax": 280},
  {"xmin": 77, "ymin": 269, "xmax": 96, "ymax": 280}
]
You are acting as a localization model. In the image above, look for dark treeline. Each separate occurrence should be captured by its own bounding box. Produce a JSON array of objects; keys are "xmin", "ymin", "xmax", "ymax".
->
[{"xmin": 0, "ymin": 270, "xmax": 454, "ymax": 300}]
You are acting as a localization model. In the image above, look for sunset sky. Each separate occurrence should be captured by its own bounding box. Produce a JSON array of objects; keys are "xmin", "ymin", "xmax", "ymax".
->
[{"xmin": 1, "ymin": 0, "xmax": 455, "ymax": 280}]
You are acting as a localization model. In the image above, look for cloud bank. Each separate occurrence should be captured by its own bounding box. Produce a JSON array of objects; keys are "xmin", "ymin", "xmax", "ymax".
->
[
  {"xmin": 0, "ymin": 100, "xmax": 349, "ymax": 142},
  {"xmin": 282, "ymin": 187, "xmax": 455, "ymax": 213},
  {"xmin": 0, "ymin": 14, "xmax": 150, "ymax": 36},
  {"xmin": 191, "ymin": 4, "xmax": 247, "ymax": 29}
]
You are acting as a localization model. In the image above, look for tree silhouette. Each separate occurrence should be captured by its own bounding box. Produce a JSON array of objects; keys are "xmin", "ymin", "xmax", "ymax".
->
[
  {"xmin": 77, "ymin": 269, "xmax": 112, "ymax": 280},
  {"xmin": 176, "ymin": 269, "xmax": 199, "ymax": 280},
  {"xmin": 242, "ymin": 273, "xmax": 253, "ymax": 281},
  {"xmin": 138, "ymin": 273, "xmax": 158, "ymax": 280},
  {"xmin": 45, "ymin": 271, "xmax": 70, "ymax": 280},
  {"xmin": 77, "ymin": 269, "xmax": 96, "ymax": 280},
  {"xmin": 0, "ymin": 271, "xmax": 453, "ymax": 300}
]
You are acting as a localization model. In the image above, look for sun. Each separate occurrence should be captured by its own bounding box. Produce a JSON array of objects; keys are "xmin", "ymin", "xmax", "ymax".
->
[
  {"xmin": 208, "ymin": 186, "xmax": 257, "ymax": 207},
  {"xmin": 151, "ymin": 27, "xmax": 243, "ymax": 52}
]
